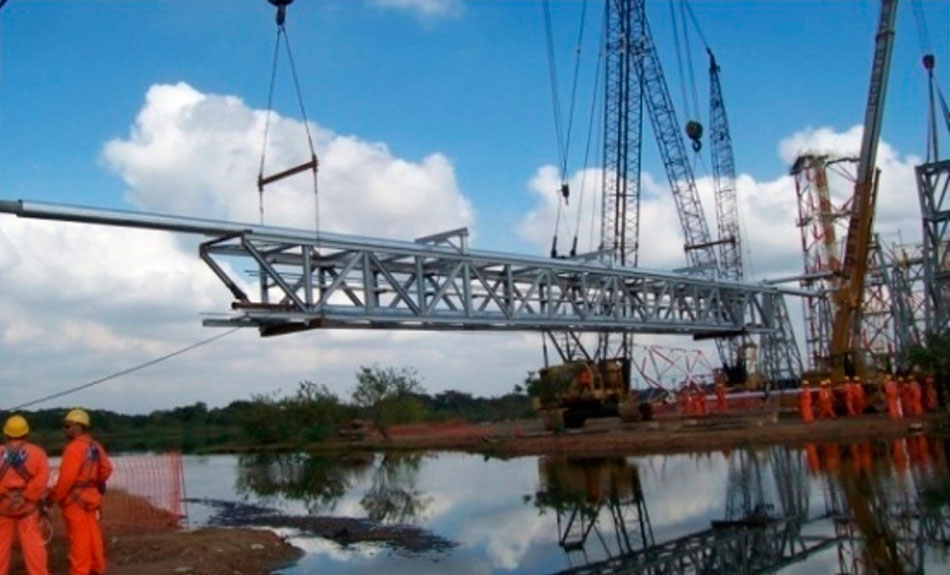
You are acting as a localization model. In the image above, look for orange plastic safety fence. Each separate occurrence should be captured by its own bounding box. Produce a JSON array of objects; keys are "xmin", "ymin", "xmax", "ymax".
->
[{"xmin": 49, "ymin": 452, "xmax": 185, "ymax": 532}]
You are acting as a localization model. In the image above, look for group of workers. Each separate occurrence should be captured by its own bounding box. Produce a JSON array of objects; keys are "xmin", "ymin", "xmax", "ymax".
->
[
  {"xmin": 0, "ymin": 409, "xmax": 111, "ymax": 575},
  {"xmin": 675, "ymin": 381, "xmax": 730, "ymax": 416},
  {"xmin": 798, "ymin": 374, "xmax": 941, "ymax": 422}
]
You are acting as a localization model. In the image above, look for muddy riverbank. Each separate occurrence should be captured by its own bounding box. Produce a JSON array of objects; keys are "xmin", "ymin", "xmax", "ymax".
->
[{"xmin": 311, "ymin": 411, "xmax": 949, "ymax": 456}]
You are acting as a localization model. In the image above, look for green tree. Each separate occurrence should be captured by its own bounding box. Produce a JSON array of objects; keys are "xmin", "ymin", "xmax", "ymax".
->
[{"xmin": 351, "ymin": 365, "xmax": 426, "ymax": 439}]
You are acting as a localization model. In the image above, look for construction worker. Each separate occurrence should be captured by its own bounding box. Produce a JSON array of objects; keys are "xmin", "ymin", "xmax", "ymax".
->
[
  {"xmin": 0, "ymin": 415, "xmax": 49, "ymax": 575},
  {"xmin": 908, "ymin": 377, "xmax": 924, "ymax": 416},
  {"xmin": 842, "ymin": 376, "xmax": 857, "ymax": 417},
  {"xmin": 798, "ymin": 380, "xmax": 814, "ymax": 423},
  {"xmin": 692, "ymin": 385, "xmax": 707, "ymax": 417},
  {"xmin": 899, "ymin": 377, "xmax": 916, "ymax": 417},
  {"xmin": 884, "ymin": 376, "xmax": 902, "ymax": 419},
  {"xmin": 923, "ymin": 375, "xmax": 938, "ymax": 412},
  {"xmin": 852, "ymin": 376, "xmax": 866, "ymax": 415},
  {"xmin": 714, "ymin": 381, "xmax": 727, "ymax": 413},
  {"xmin": 817, "ymin": 379, "xmax": 836, "ymax": 419},
  {"xmin": 49, "ymin": 409, "xmax": 112, "ymax": 575}
]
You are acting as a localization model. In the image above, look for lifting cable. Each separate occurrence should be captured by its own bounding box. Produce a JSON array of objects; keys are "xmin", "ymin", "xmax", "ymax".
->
[
  {"xmin": 910, "ymin": 0, "xmax": 950, "ymax": 161},
  {"xmin": 576, "ymin": 15, "xmax": 605, "ymax": 257},
  {"xmin": 258, "ymin": 0, "xmax": 320, "ymax": 235},
  {"xmin": 9, "ymin": 328, "xmax": 240, "ymax": 411},
  {"xmin": 670, "ymin": 0, "xmax": 704, "ymax": 153},
  {"xmin": 542, "ymin": 0, "xmax": 588, "ymax": 257}
]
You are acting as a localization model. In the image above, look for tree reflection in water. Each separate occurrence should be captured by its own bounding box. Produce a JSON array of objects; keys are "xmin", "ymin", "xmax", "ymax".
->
[
  {"xmin": 235, "ymin": 452, "xmax": 432, "ymax": 523},
  {"xmin": 236, "ymin": 452, "xmax": 372, "ymax": 514},
  {"xmin": 360, "ymin": 453, "xmax": 433, "ymax": 525}
]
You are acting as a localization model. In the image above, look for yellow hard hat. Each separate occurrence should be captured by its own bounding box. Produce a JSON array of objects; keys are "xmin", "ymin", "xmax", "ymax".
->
[
  {"xmin": 2, "ymin": 415, "xmax": 29, "ymax": 438},
  {"xmin": 64, "ymin": 408, "xmax": 91, "ymax": 427}
]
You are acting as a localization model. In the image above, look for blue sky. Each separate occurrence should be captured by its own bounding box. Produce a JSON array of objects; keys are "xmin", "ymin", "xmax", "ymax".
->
[
  {"xmin": 4, "ymin": 1, "xmax": 947, "ymax": 248},
  {"xmin": 1, "ymin": 0, "xmax": 948, "ymax": 412}
]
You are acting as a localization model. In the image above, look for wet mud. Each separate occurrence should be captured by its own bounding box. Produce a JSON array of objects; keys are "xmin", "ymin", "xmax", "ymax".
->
[{"xmin": 187, "ymin": 497, "xmax": 458, "ymax": 554}]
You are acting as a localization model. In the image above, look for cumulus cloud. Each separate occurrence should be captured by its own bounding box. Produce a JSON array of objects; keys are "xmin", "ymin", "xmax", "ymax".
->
[
  {"xmin": 369, "ymin": 0, "xmax": 464, "ymax": 20},
  {"xmin": 0, "ymin": 82, "xmax": 533, "ymax": 413},
  {"xmin": 102, "ymin": 82, "xmax": 474, "ymax": 240}
]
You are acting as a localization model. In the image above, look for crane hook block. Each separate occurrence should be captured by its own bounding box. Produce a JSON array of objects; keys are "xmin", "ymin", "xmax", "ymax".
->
[
  {"xmin": 685, "ymin": 120, "xmax": 703, "ymax": 152},
  {"xmin": 268, "ymin": 0, "xmax": 293, "ymax": 26},
  {"xmin": 922, "ymin": 54, "xmax": 935, "ymax": 71},
  {"xmin": 560, "ymin": 183, "xmax": 570, "ymax": 204}
]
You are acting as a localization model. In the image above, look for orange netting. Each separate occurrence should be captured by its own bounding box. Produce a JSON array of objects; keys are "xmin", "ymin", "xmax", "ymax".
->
[{"xmin": 49, "ymin": 452, "xmax": 185, "ymax": 531}]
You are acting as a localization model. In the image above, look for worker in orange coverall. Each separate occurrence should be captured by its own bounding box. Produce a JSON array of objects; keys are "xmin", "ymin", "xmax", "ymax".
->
[
  {"xmin": 817, "ymin": 379, "xmax": 836, "ymax": 419},
  {"xmin": 852, "ymin": 376, "xmax": 866, "ymax": 415},
  {"xmin": 923, "ymin": 376, "xmax": 938, "ymax": 412},
  {"xmin": 841, "ymin": 376, "xmax": 857, "ymax": 417},
  {"xmin": 0, "ymin": 415, "xmax": 49, "ymax": 575},
  {"xmin": 714, "ymin": 381, "xmax": 727, "ymax": 413},
  {"xmin": 899, "ymin": 377, "xmax": 917, "ymax": 417},
  {"xmin": 798, "ymin": 380, "xmax": 814, "ymax": 423},
  {"xmin": 884, "ymin": 377, "xmax": 902, "ymax": 419},
  {"xmin": 48, "ymin": 409, "xmax": 112, "ymax": 575},
  {"xmin": 907, "ymin": 377, "xmax": 924, "ymax": 416}
]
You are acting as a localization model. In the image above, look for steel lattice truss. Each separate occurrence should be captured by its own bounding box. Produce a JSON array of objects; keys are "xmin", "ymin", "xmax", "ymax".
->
[
  {"xmin": 916, "ymin": 159, "xmax": 950, "ymax": 334},
  {"xmin": 790, "ymin": 155, "xmax": 930, "ymax": 372},
  {"xmin": 0, "ymin": 200, "xmax": 798, "ymax": 340}
]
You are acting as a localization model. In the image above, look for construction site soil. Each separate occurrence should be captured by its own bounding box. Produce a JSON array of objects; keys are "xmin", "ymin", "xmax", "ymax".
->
[
  {"xmin": 320, "ymin": 410, "xmax": 949, "ymax": 457},
  {"xmin": 9, "ymin": 411, "xmax": 946, "ymax": 575}
]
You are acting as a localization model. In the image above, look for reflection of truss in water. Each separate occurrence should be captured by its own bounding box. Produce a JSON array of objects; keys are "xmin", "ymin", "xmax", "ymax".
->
[
  {"xmin": 540, "ymin": 448, "xmax": 838, "ymax": 575},
  {"xmin": 824, "ymin": 454, "xmax": 950, "ymax": 575},
  {"xmin": 540, "ymin": 444, "xmax": 949, "ymax": 575},
  {"xmin": 553, "ymin": 515, "xmax": 836, "ymax": 575},
  {"xmin": 537, "ymin": 457, "xmax": 654, "ymax": 569}
]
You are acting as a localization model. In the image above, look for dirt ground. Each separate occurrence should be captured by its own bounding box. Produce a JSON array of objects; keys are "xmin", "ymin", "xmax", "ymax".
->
[
  {"xmin": 324, "ymin": 410, "xmax": 949, "ymax": 457},
  {"xmin": 9, "ymin": 490, "xmax": 301, "ymax": 575}
]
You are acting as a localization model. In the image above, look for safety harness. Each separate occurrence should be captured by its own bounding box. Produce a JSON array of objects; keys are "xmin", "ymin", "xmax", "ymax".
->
[
  {"xmin": 67, "ymin": 439, "xmax": 105, "ymax": 509},
  {"xmin": 0, "ymin": 445, "xmax": 35, "ymax": 516}
]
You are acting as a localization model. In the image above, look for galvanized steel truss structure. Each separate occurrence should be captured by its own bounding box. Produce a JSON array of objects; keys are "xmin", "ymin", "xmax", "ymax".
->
[
  {"xmin": 0, "ymin": 200, "xmax": 799, "ymax": 344},
  {"xmin": 916, "ymin": 159, "xmax": 950, "ymax": 335}
]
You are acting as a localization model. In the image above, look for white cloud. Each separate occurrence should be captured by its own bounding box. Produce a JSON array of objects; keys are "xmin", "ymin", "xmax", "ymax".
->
[
  {"xmin": 369, "ymin": 0, "xmax": 464, "ymax": 20},
  {"xmin": 102, "ymin": 82, "xmax": 475, "ymax": 241},
  {"xmin": 0, "ymin": 82, "xmax": 529, "ymax": 413},
  {"xmin": 517, "ymin": 125, "xmax": 925, "ymax": 282}
]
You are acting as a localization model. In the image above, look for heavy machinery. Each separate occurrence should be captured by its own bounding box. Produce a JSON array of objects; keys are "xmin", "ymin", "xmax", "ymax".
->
[
  {"xmin": 536, "ymin": 0, "xmax": 802, "ymax": 428},
  {"xmin": 828, "ymin": 0, "xmax": 898, "ymax": 381},
  {"xmin": 535, "ymin": 360, "xmax": 631, "ymax": 429}
]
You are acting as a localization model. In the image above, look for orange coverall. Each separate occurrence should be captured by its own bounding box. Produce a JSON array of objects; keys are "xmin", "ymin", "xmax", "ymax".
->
[
  {"xmin": 884, "ymin": 379, "xmax": 901, "ymax": 419},
  {"xmin": 842, "ymin": 383, "xmax": 857, "ymax": 417},
  {"xmin": 817, "ymin": 386, "xmax": 835, "ymax": 419},
  {"xmin": 908, "ymin": 380, "xmax": 924, "ymax": 416},
  {"xmin": 714, "ymin": 383, "xmax": 727, "ymax": 412},
  {"xmin": 798, "ymin": 388, "xmax": 814, "ymax": 423},
  {"xmin": 923, "ymin": 378, "xmax": 938, "ymax": 412},
  {"xmin": 0, "ymin": 441, "xmax": 49, "ymax": 575},
  {"xmin": 49, "ymin": 434, "xmax": 112, "ymax": 575},
  {"xmin": 852, "ymin": 380, "xmax": 866, "ymax": 415}
]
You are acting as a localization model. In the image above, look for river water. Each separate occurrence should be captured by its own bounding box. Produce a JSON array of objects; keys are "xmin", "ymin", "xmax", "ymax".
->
[{"xmin": 181, "ymin": 436, "xmax": 948, "ymax": 575}]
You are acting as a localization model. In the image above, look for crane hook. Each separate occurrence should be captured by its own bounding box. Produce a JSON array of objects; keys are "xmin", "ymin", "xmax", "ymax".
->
[
  {"xmin": 268, "ymin": 0, "xmax": 293, "ymax": 26},
  {"xmin": 685, "ymin": 120, "xmax": 703, "ymax": 152}
]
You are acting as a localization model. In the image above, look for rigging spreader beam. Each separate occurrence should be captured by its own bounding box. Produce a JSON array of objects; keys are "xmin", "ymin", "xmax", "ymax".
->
[{"xmin": 0, "ymin": 200, "xmax": 797, "ymax": 338}]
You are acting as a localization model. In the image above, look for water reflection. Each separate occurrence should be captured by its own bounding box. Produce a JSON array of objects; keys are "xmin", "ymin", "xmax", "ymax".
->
[
  {"xmin": 530, "ymin": 439, "xmax": 947, "ymax": 575},
  {"xmin": 811, "ymin": 437, "xmax": 949, "ymax": 575},
  {"xmin": 235, "ymin": 452, "xmax": 432, "ymax": 524},
  {"xmin": 236, "ymin": 452, "xmax": 372, "ymax": 514},
  {"xmin": 219, "ymin": 437, "xmax": 948, "ymax": 574}
]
